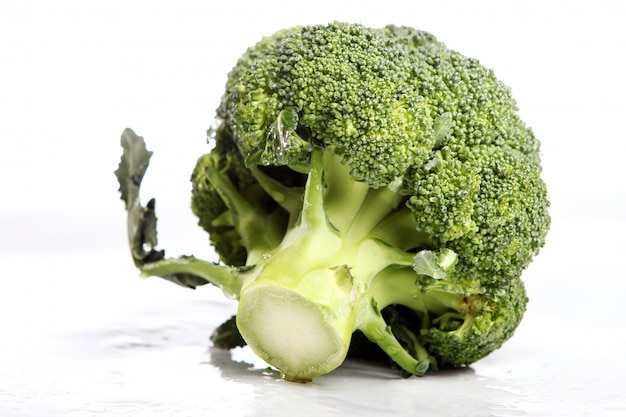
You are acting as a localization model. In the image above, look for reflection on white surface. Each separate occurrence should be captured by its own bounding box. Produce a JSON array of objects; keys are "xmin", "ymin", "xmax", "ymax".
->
[{"xmin": 1, "ymin": 251, "xmax": 624, "ymax": 417}]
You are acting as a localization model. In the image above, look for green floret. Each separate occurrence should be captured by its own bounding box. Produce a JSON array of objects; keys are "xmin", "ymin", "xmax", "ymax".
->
[
  {"xmin": 406, "ymin": 144, "xmax": 550, "ymax": 285},
  {"xmin": 419, "ymin": 277, "xmax": 529, "ymax": 367},
  {"xmin": 115, "ymin": 22, "xmax": 551, "ymax": 382},
  {"xmin": 407, "ymin": 146, "xmax": 481, "ymax": 242},
  {"xmin": 446, "ymin": 146, "xmax": 550, "ymax": 284},
  {"xmin": 383, "ymin": 24, "xmax": 542, "ymax": 161},
  {"xmin": 192, "ymin": 116, "xmax": 308, "ymax": 266},
  {"xmin": 223, "ymin": 22, "xmax": 435, "ymax": 187},
  {"xmin": 190, "ymin": 128, "xmax": 250, "ymax": 266}
]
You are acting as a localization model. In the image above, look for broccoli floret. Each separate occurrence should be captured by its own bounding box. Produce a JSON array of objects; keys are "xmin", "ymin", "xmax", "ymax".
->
[
  {"xmin": 223, "ymin": 22, "xmax": 435, "ymax": 187},
  {"xmin": 190, "ymin": 128, "xmax": 250, "ymax": 266},
  {"xmin": 116, "ymin": 22, "xmax": 550, "ymax": 382},
  {"xmin": 406, "ymin": 144, "xmax": 550, "ymax": 285},
  {"xmin": 419, "ymin": 277, "xmax": 529, "ymax": 367}
]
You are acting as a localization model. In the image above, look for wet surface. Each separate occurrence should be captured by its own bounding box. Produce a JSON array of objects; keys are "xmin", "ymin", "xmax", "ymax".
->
[{"xmin": 1, "ymin": 251, "xmax": 624, "ymax": 417}]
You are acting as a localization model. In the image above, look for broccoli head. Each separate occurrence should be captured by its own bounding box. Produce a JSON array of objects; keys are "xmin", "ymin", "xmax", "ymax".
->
[{"xmin": 116, "ymin": 22, "xmax": 550, "ymax": 382}]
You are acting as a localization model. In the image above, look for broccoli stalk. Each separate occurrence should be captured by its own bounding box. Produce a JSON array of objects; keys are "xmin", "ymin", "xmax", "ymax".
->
[{"xmin": 235, "ymin": 148, "xmax": 435, "ymax": 382}]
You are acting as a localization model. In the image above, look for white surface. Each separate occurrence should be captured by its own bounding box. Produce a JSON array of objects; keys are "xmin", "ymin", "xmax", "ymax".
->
[
  {"xmin": 0, "ymin": 251, "xmax": 624, "ymax": 417},
  {"xmin": 1, "ymin": 1, "xmax": 625, "ymax": 416}
]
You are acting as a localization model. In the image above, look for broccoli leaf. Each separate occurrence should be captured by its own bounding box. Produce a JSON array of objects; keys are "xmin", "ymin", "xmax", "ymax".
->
[
  {"xmin": 115, "ymin": 128, "xmax": 153, "ymax": 206},
  {"xmin": 114, "ymin": 128, "xmax": 210, "ymax": 289},
  {"xmin": 210, "ymin": 315, "xmax": 247, "ymax": 349},
  {"xmin": 413, "ymin": 248, "xmax": 458, "ymax": 280}
]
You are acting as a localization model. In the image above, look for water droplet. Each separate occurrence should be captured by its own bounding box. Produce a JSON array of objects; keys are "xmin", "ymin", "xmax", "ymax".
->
[{"xmin": 206, "ymin": 117, "xmax": 225, "ymax": 143}]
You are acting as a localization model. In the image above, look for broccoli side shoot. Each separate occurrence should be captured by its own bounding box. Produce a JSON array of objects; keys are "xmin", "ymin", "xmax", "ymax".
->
[{"xmin": 115, "ymin": 22, "xmax": 550, "ymax": 382}]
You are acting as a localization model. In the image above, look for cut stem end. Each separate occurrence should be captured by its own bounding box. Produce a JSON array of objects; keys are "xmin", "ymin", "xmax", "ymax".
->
[{"xmin": 236, "ymin": 283, "xmax": 352, "ymax": 382}]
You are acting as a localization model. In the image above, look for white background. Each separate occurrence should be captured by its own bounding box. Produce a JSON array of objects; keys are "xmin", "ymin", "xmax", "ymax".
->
[{"xmin": 1, "ymin": 1, "xmax": 625, "ymax": 416}]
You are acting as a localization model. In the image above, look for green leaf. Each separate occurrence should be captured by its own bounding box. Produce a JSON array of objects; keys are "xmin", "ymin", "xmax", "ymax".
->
[
  {"xmin": 210, "ymin": 315, "xmax": 247, "ymax": 349},
  {"xmin": 114, "ymin": 128, "xmax": 215, "ymax": 289},
  {"xmin": 265, "ymin": 107, "xmax": 313, "ymax": 165},
  {"xmin": 114, "ymin": 129, "xmax": 159, "ymax": 263},
  {"xmin": 413, "ymin": 248, "xmax": 457, "ymax": 280},
  {"xmin": 115, "ymin": 128, "xmax": 153, "ymax": 208}
]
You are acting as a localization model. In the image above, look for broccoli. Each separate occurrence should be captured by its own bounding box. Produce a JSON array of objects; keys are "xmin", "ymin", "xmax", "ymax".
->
[{"xmin": 115, "ymin": 22, "xmax": 550, "ymax": 382}]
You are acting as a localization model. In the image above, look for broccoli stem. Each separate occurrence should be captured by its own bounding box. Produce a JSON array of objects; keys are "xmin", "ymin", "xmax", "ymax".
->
[
  {"xmin": 139, "ymin": 257, "xmax": 242, "ymax": 299},
  {"xmin": 372, "ymin": 207, "xmax": 432, "ymax": 251},
  {"xmin": 300, "ymin": 148, "xmax": 328, "ymax": 229},
  {"xmin": 203, "ymin": 165, "xmax": 282, "ymax": 264},
  {"xmin": 250, "ymin": 166, "xmax": 304, "ymax": 222},
  {"xmin": 322, "ymin": 149, "xmax": 371, "ymax": 232},
  {"xmin": 344, "ymin": 186, "xmax": 403, "ymax": 243},
  {"xmin": 235, "ymin": 148, "xmax": 355, "ymax": 381},
  {"xmin": 232, "ymin": 148, "xmax": 439, "ymax": 380},
  {"xmin": 356, "ymin": 299, "xmax": 433, "ymax": 376}
]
